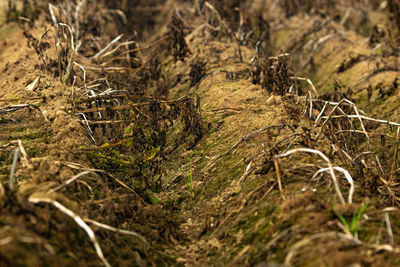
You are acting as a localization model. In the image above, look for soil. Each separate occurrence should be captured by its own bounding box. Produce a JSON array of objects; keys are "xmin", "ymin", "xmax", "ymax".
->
[{"xmin": 1, "ymin": 0, "xmax": 400, "ymax": 266}]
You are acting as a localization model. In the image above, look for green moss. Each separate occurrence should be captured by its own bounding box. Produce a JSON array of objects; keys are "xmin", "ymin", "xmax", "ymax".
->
[
  {"xmin": 173, "ymin": 82, "xmax": 191, "ymax": 98},
  {"xmin": 0, "ymin": 24, "xmax": 17, "ymax": 40},
  {"xmin": 274, "ymin": 29, "xmax": 294, "ymax": 51}
]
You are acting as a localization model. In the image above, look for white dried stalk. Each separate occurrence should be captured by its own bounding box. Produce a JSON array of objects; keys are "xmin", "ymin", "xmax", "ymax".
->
[
  {"xmin": 75, "ymin": 112, "xmax": 96, "ymax": 144},
  {"xmin": 290, "ymin": 77, "xmax": 318, "ymax": 96},
  {"xmin": 84, "ymin": 66, "xmax": 130, "ymax": 71},
  {"xmin": 321, "ymin": 114, "xmax": 400, "ymax": 127},
  {"xmin": 375, "ymin": 155, "xmax": 385, "ymax": 175},
  {"xmin": 10, "ymin": 140, "xmax": 30, "ymax": 167},
  {"xmin": 274, "ymin": 148, "xmax": 346, "ymax": 203},
  {"xmin": 92, "ymin": 34, "xmax": 124, "ymax": 59},
  {"xmin": 311, "ymin": 166, "xmax": 354, "ymax": 203},
  {"xmin": 384, "ymin": 212, "xmax": 394, "ymax": 245},
  {"xmin": 74, "ymin": 0, "xmax": 86, "ymax": 42},
  {"xmin": 48, "ymin": 4, "xmax": 58, "ymax": 26},
  {"xmin": 331, "ymin": 144, "xmax": 354, "ymax": 162},
  {"xmin": 28, "ymin": 197, "xmax": 111, "ymax": 267},
  {"xmin": 352, "ymin": 104, "xmax": 370, "ymax": 142},
  {"xmin": 315, "ymin": 101, "xmax": 328, "ymax": 123},
  {"xmin": 49, "ymin": 170, "xmax": 98, "ymax": 192},
  {"xmin": 100, "ymin": 41, "xmax": 136, "ymax": 58},
  {"xmin": 58, "ymin": 23, "xmax": 75, "ymax": 51},
  {"xmin": 73, "ymin": 62, "xmax": 86, "ymax": 86},
  {"xmin": 382, "ymin": 207, "xmax": 397, "ymax": 245},
  {"xmin": 203, "ymin": 1, "xmax": 223, "ymax": 25},
  {"xmin": 9, "ymin": 147, "xmax": 19, "ymax": 191},
  {"xmin": 316, "ymin": 99, "xmax": 354, "ymax": 139},
  {"xmin": 108, "ymin": 9, "xmax": 128, "ymax": 24}
]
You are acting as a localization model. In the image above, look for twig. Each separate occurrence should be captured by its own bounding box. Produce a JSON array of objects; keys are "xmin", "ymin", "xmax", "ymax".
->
[
  {"xmin": 273, "ymin": 158, "xmax": 284, "ymax": 196},
  {"xmin": 390, "ymin": 127, "xmax": 399, "ymax": 182}
]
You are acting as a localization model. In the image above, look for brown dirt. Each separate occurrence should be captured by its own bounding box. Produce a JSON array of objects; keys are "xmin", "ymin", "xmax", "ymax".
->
[{"xmin": 1, "ymin": 0, "xmax": 400, "ymax": 266}]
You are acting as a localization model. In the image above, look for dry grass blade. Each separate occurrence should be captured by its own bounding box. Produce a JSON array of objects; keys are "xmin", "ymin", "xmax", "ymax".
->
[
  {"xmin": 92, "ymin": 34, "xmax": 124, "ymax": 59},
  {"xmin": 274, "ymin": 148, "xmax": 346, "ymax": 204},
  {"xmin": 49, "ymin": 170, "xmax": 99, "ymax": 193},
  {"xmin": 284, "ymin": 232, "xmax": 361, "ymax": 266},
  {"xmin": 8, "ymin": 147, "xmax": 19, "ymax": 191},
  {"xmin": 84, "ymin": 219, "xmax": 149, "ymax": 250},
  {"xmin": 290, "ymin": 77, "xmax": 319, "ymax": 96},
  {"xmin": 11, "ymin": 140, "xmax": 30, "ymax": 167},
  {"xmin": 312, "ymin": 166, "xmax": 354, "ymax": 203},
  {"xmin": 384, "ymin": 212, "xmax": 394, "ymax": 245},
  {"xmin": 28, "ymin": 197, "xmax": 111, "ymax": 267},
  {"xmin": 382, "ymin": 207, "xmax": 398, "ymax": 245},
  {"xmin": 321, "ymin": 114, "xmax": 400, "ymax": 127}
]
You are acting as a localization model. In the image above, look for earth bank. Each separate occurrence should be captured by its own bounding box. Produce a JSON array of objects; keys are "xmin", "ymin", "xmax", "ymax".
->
[{"xmin": 1, "ymin": 0, "xmax": 400, "ymax": 266}]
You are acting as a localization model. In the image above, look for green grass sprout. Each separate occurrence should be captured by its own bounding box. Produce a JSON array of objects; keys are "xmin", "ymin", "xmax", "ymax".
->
[{"xmin": 333, "ymin": 201, "xmax": 369, "ymax": 237}]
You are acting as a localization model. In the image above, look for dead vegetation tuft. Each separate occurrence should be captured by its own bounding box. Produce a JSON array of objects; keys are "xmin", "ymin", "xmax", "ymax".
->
[{"xmin": 168, "ymin": 14, "xmax": 192, "ymax": 61}]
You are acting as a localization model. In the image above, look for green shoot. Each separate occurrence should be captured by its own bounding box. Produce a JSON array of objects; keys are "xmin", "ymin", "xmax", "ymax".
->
[
  {"xmin": 63, "ymin": 62, "xmax": 71, "ymax": 83},
  {"xmin": 187, "ymin": 156, "xmax": 193, "ymax": 195},
  {"xmin": 333, "ymin": 201, "xmax": 369, "ymax": 237}
]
